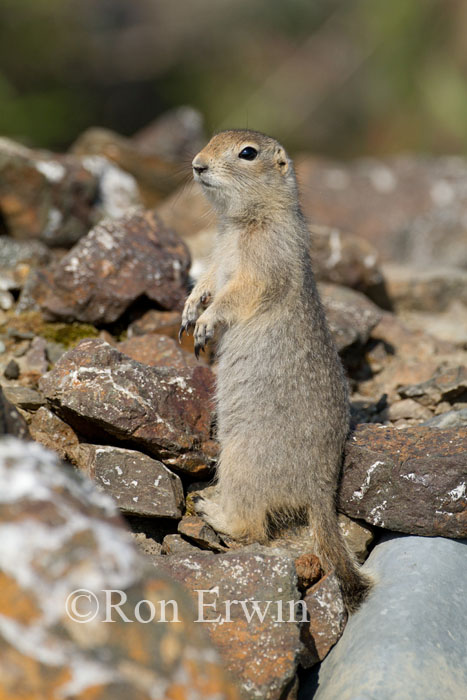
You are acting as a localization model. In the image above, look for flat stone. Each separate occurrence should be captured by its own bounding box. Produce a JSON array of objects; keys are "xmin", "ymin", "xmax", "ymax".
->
[
  {"xmin": 423, "ymin": 407, "xmax": 467, "ymax": 429},
  {"xmin": 339, "ymin": 424, "xmax": 467, "ymax": 537},
  {"xmin": 177, "ymin": 515, "xmax": 225, "ymax": 552},
  {"xmin": 1, "ymin": 385, "xmax": 45, "ymax": 411},
  {"xmin": 301, "ymin": 573, "xmax": 347, "ymax": 668},
  {"xmin": 303, "ymin": 534, "xmax": 467, "ymax": 699},
  {"xmin": 161, "ymin": 533, "xmax": 202, "ymax": 555},
  {"xmin": 28, "ymin": 406, "xmax": 79, "ymax": 463},
  {"xmin": 77, "ymin": 444, "xmax": 184, "ymax": 519},
  {"xmin": 158, "ymin": 550, "xmax": 303, "ymax": 700},
  {"xmin": 28, "ymin": 208, "xmax": 191, "ymax": 323},
  {"xmin": 39, "ymin": 338, "xmax": 217, "ymax": 475},
  {"xmin": 118, "ymin": 333, "xmax": 197, "ymax": 370},
  {"xmin": 0, "ymin": 436, "xmax": 240, "ymax": 700}
]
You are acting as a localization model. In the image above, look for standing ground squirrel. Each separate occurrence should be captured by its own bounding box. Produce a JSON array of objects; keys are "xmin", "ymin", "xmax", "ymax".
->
[{"xmin": 179, "ymin": 129, "xmax": 373, "ymax": 613}]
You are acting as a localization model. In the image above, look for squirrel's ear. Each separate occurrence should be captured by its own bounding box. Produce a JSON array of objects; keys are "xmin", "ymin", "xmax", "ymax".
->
[{"xmin": 274, "ymin": 146, "xmax": 289, "ymax": 175}]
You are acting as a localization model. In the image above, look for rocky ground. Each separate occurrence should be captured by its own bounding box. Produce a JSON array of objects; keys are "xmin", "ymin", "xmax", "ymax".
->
[{"xmin": 0, "ymin": 109, "xmax": 466, "ymax": 700}]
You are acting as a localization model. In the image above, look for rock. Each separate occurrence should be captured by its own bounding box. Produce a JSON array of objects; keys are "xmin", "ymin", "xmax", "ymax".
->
[
  {"xmin": 0, "ymin": 387, "xmax": 30, "ymax": 439},
  {"xmin": 310, "ymin": 223, "xmax": 384, "ymax": 297},
  {"xmin": 296, "ymin": 154, "xmax": 467, "ymax": 269},
  {"xmin": 0, "ymin": 137, "xmax": 99, "ymax": 246},
  {"xmin": 384, "ymin": 398, "xmax": 433, "ymax": 422},
  {"xmin": 39, "ymin": 338, "xmax": 217, "ymax": 475},
  {"xmin": 132, "ymin": 106, "xmax": 206, "ymax": 163},
  {"xmin": 339, "ymin": 424, "xmax": 467, "ymax": 537},
  {"xmin": 71, "ymin": 127, "xmax": 183, "ymax": 206},
  {"xmin": 301, "ymin": 573, "xmax": 347, "ymax": 668},
  {"xmin": 18, "ymin": 335, "xmax": 48, "ymax": 379},
  {"xmin": 161, "ymin": 533, "xmax": 202, "ymax": 556},
  {"xmin": 382, "ymin": 263, "xmax": 467, "ymax": 312},
  {"xmin": 423, "ymin": 408, "xmax": 467, "ymax": 429},
  {"xmin": 177, "ymin": 515, "xmax": 225, "ymax": 552},
  {"xmin": 132, "ymin": 531, "xmax": 163, "ymax": 560},
  {"xmin": 303, "ymin": 534, "xmax": 467, "ymax": 700},
  {"xmin": 0, "ymin": 235, "xmax": 51, "ymax": 269},
  {"xmin": 118, "ymin": 333, "xmax": 197, "ymax": 370},
  {"xmin": 77, "ymin": 444, "xmax": 184, "ymax": 519},
  {"xmin": 0, "ymin": 290, "xmax": 14, "ymax": 310},
  {"xmin": 1, "ymin": 385, "xmax": 45, "ymax": 411},
  {"xmin": 319, "ymin": 283, "xmax": 382, "ymax": 354},
  {"xmin": 79, "ymin": 154, "xmax": 141, "ymax": 220},
  {"xmin": 26, "ymin": 209, "xmax": 191, "ymax": 323},
  {"xmin": 3, "ymin": 358, "xmax": 19, "ymax": 380},
  {"xmin": 158, "ymin": 550, "xmax": 303, "ymax": 700},
  {"xmin": 338, "ymin": 514, "xmax": 374, "ymax": 564},
  {"xmin": 127, "ymin": 308, "xmax": 197, "ymax": 355},
  {"xmin": 28, "ymin": 406, "xmax": 80, "ymax": 463},
  {"xmin": 399, "ymin": 366, "xmax": 467, "ymax": 409},
  {"xmin": 399, "ymin": 302, "xmax": 467, "ymax": 347},
  {"xmin": 0, "ymin": 436, "xmax": 240, "ymax": 700}
]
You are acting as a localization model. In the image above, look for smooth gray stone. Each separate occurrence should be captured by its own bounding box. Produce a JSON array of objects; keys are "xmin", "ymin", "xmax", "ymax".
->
[{"xmin": 300, "ymin": 534, "xmax": 467, "ymax": 700}]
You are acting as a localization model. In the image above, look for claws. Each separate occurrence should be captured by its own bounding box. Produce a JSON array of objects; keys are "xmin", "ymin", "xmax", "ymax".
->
[
  {"xmin": 194, "ymin": 342, "xmax": 203, "ymax": 360},
  {"xmin": 178, "ymin": 321, "xmax": 194, "ymax": 343}
]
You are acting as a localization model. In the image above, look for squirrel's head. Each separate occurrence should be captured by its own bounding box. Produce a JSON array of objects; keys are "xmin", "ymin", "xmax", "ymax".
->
[{"xmin": 192, "ymin": 130, "xmax": 298, "ymax": 218}]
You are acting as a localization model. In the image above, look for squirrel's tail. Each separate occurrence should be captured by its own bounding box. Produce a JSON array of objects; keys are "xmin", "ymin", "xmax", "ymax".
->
[{"xmin": 308, "ymin": 502, "xmax": 373, "ymax": 614}]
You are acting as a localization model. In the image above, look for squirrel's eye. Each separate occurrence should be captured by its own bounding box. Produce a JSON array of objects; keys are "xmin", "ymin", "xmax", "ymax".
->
[{"xmin": 238, "ymin": 146, "xmax": 258, "ymax": 161}]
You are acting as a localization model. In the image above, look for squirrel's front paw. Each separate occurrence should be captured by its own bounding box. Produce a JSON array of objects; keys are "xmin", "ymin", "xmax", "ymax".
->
[
  {"xmin": 179, "ymin": 291, "xmax": 212, "ymax": 342},
  {"xmin": 194, "ymin": 309, "xmax": 217, "ymax": 359}
]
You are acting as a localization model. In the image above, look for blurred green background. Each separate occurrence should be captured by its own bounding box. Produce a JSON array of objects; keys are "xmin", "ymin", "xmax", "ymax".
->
[{"xmin": 1, "ymin": 0, "xmax": 466, "ymax": 156}]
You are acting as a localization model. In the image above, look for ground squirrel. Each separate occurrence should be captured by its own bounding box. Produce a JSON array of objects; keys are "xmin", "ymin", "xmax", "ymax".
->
[{"xmin": 179, "ymin": 129, "xmax": 373, "ymax": 613}]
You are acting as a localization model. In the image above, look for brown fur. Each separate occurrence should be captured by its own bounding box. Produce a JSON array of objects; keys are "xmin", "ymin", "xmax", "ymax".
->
[{"xmin": 180, "ymin": 130, "xmax": 373, "ymax": 613}]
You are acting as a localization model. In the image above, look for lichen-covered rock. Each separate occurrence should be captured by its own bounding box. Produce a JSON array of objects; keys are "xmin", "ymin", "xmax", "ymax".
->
[
  {"xmin": 301, "ymin": 573, "xmax": 347, "ymax": 668},
  {"xmin": 39, "ymin": 338, "xmax": 217, "ymax": 475},
  {"xmin": 77, "ymin": 444, "xmax": 184, "ymax": 519},
  {"xmin": 339, "ymin": 424, "xmax": 467, "ymax": 537},
  {"xmin": 158, "ymin": 550, "xmax": 303, "ymax": 700},
  {"xmin": 297, "ymin": 154, "xmax": 467, "ymax": 269},
  {"xmin": 26, "ymin": 209, "xmax": 191, "ymax": 323},
  {"xmin": 0, "ymin": 436, "xmax": 240, "ymax": 700},
  {"xmin": 177, "ymin": 515, "xmax": 225, "ymax": 552}
]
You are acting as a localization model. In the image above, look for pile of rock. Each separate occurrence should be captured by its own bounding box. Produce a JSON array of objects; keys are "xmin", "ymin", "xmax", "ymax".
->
[{"xmin": 0, "ymin": 111, "xmax": 466, "ymax": 699}]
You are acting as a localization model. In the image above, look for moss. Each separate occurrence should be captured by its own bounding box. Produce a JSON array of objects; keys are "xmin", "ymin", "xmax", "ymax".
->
[{"xmin": 2, "ymin": 311, "xmax": 100, "ymax": 349}]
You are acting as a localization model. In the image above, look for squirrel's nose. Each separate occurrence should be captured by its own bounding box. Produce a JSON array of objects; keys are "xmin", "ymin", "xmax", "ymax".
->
[{"xmin": 192, "ymin": 157, "xmax": 208, "ymax": 175}]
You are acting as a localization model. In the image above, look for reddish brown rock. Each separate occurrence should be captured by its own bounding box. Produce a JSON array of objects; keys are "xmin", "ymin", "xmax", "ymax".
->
[
  {"xmin": 339, "ymin": 424, "xmax": 467, "ymax": 537},
  {"xmin": 71, "ymin": 127, "xmax": 184, "ymax": 206},
  {"xmin": 29, "ymin": 406, "xmax": 80, "ymax": 463},
  {"xmin": 161, "ymin": 533, "xmax": 202, "ymax": 556},
  {"xmin": 177, "ymin": 515, "xmax": 225, "ymax": 552},
  {"xmin": 296, "ymin": 154, "xmax": 467, "ymax": 268},
  {"xmin": 118, "ymin": 333, "xmax": 197, "ymax": 369},
  {"xmin": 294, "ymin": 553, "xmax": 323, "ymax": 591},
  {"xmin": 39, "ymin": 338, "xmax": 217, "ymax": 475},
  {"xmin": 301, "ymin": 573, "xmax": 347, "ymax": 667},
  {"xmin": 0, "ymin": 436, "xmax": 240, "ymax": 700},
  {"xmin": 158, "ymin": 550, "xmax": 303, "ymax": 700},
  {"xmin": 127, "ymin": 308, "xmax": 198, "ymax": 356},
  {"xmin": 0, "ymin": 137, "xmax": 99, "ymax": 246},
  {"xmin": 77, "ymin": 444, "xmax": 184, "ymax": 519},
  {"xmin": 28, "ymin": 209, "xmax": 191, "ymax": 323}
]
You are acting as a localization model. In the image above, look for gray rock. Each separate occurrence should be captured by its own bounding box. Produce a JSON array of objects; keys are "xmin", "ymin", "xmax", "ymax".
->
[
  {"xmin": 0, "ymin": 387, "xmax": 29, "ymax": 439},
  {"xmin": 1, "ymin": 385, "xmax": 44, "ymax": 411},
  {"xmin": 423, "ymin": 408, "xmax": 467, "ymax": 429},
  {"xmin": 318, "ymin": 283, "xmax": 381, "ymax": 354},
  {"xmin": 301, "ymin": 534, "xmax": 467, "ymax": 699},
  {"xmin": 77, "ymin": 444, "xmax": 184, "ymax": 519},
  {"xmin": 399, "ymin": 366, "xmax": 467, "ymax": 409},
  {"xmin": 3, "ymin": 358, "xmax": 19, "ymax": 380}
]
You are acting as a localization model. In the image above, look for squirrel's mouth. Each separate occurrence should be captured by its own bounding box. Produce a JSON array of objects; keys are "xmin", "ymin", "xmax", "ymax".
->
[{"xmin": 193, "ymin": 172, "xmax": 216, "ymax": 189}]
